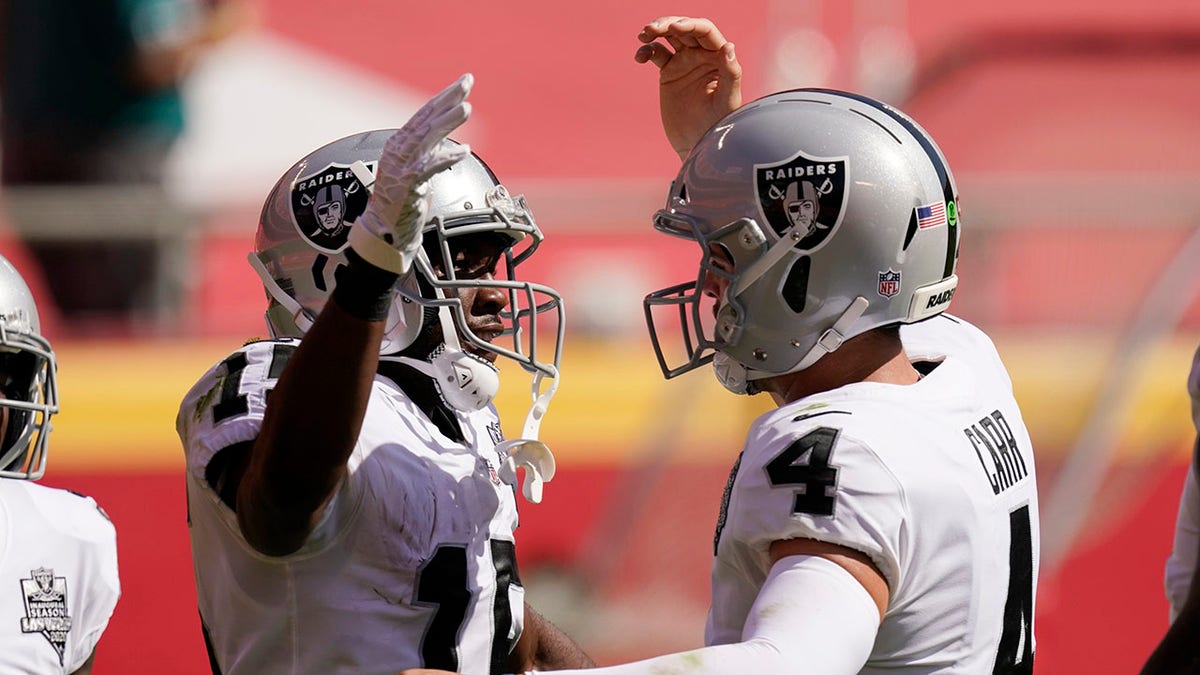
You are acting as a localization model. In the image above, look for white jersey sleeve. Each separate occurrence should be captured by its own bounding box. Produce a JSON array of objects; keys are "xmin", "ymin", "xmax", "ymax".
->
[
  {"xmin": 177, "ymin": 339, "xmax": 297, "ymax": 480},
  {"xmin": 721, "ymin": 420, "xmax": 907, "ymax": 590},
  {"xmin": 0, "ymin": 481, "xmax": 120, "ymax": 674},
  {"xmin": 176, "ymin": 338, "xmax": 355, "ymax": 557}
]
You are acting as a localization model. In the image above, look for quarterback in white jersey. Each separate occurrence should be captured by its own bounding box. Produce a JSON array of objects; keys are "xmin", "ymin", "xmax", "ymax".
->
[
  {"xmin": 180, "ymin": 76, "xmax": 589, "ymax": 675},
  {"xmin": 0, "ymin": 254, "xmax": 120, "ymax": 675},
  {"xmin": 707, "ymin": 314, "xmax": 1038, "ymax": 672}
]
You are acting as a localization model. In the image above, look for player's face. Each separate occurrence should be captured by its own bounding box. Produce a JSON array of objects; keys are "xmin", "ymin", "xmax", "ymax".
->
[{"xmin": 431, "ymin": 234, "xmax": 511, "ymax": 362}]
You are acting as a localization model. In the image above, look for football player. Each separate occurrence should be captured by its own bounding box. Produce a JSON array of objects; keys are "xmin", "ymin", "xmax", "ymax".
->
[
  {"xmin": 1141, "ymin": 341, "xmax": 1200, "ymax": 673},
  {"xmin": 415, "ymin": 18, "xmax": 1042, "ymax": 675},
  {"xmin": 0, "ymin": 255, "xmax": 120, "ymax": 674},
  {"xmin": 178, "ymin": 74, "xmax": 590, "ymax": 674}
]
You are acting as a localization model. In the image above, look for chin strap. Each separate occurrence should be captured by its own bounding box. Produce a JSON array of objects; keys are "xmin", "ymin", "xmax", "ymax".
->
[
  {"xmin": 714, "ymin": 296, "xmax": 871, "ymax": 395},
  {"xmin": 496, "ymin": 366, "xmax": 559, "ymax": 504},
  {"xmin": 248, "ymin": 252, "xmax": 314, "ymax": 335},
  {"xmin": 790, "ymin": 296, "xmax": 871, "ymax": 372}
]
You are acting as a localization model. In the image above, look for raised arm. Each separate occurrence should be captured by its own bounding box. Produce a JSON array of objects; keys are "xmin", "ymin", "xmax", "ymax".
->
[
  {"xmin": 634, "ymin": 16, "xmax": 743, "ymax": 161},
  {"xmin": 236, "ymin": 75, "xmax": 474, "ymax": 556}
]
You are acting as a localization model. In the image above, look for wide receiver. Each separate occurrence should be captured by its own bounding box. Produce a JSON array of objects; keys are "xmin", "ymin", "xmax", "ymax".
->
[
  {"xmin": 179, "ymin": 74, "xmax": 590, "ymax": 674},
  {"xmin": 0, "ymin": 255, "xmax": 120, "ymax": 674}
]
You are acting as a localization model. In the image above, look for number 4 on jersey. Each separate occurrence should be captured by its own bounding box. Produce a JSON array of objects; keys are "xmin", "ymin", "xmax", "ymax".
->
[{"xmin": 766, "ymin": 427, "xmax": 841, "ymax": 516}]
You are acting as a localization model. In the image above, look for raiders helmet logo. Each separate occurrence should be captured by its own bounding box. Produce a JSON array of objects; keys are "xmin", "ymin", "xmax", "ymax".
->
[
  {"xmin": 755, "ymin": 150, "xmax": 848, "ymax": 251},
  {"xmin": 290, "ymin": 161, "xmax": 375, "ymax": 253}
]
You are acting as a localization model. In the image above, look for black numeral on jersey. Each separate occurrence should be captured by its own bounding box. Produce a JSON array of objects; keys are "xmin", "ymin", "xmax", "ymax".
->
[
  {"xmin": 489, "ymin": 540, "xmax": 518, "ymax": 674},
  {"xmin": 211, "ymin": 344, "xmax": 295, "ymax": 424},
  {"xmin": 416, "ymin": 546, "xmax": 470, "ymax": 671},
  {"xmin": 765, "ymin": 427, "xmax": 840, "ymax": 516},
  {"xmin": 417, "ymin": 539, "xmax": 523, "ymax": 675},
  {"xmin": 994, "ymin": 504, "xmax": 1034, "ymax": 674},
  {"xmin": 212, "ymin": 353, "xmax": 249, "ymax": 423}
]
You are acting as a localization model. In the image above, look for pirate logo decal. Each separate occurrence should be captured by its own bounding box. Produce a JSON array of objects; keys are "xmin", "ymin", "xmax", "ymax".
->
[
  {"xmin": 19, "ymin": 567, "xmax": 72, "ymax": 665},
  {"xmin": 756, "ymin": 150, "xmax": 848, "ymax": 251},
  {"xmin": 290, "ymin": 161, "xmax": 375, "ymax": 253}
]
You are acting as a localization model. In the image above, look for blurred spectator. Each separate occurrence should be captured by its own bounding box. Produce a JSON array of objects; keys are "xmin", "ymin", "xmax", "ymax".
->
[{"xmin": 0, "ymin": 0, "xmax": 245, "ymax": 327}]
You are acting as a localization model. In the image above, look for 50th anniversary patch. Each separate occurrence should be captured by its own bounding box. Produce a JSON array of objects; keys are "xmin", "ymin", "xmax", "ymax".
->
[
  {"xmin": 755, "ymin": 150, "xmax": 848, "ymax": 251},
  {"xmin": 290, "ymin": 161, "xmax": 376, "ymax": 253}
]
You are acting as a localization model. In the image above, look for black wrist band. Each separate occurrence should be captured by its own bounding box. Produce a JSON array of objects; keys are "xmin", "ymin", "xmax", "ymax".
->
[{"xmin": 332, "ymin": 249, "xmax": 400, "ymax": 321}]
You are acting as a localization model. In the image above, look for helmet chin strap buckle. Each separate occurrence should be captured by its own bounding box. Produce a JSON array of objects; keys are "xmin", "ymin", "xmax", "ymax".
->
[
  {"xmin": 795, "ymin": 296, "xmax": 870, "ymax": 371},
  {"xmin": 731, "ymin": 295, "xmax": 872, "ymax": 390}
]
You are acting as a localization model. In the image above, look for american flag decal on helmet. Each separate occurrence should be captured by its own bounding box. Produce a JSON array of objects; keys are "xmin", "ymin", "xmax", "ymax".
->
[{"xmin": 916, "ymin": 201, "xmax": 947, "ymax": 229}]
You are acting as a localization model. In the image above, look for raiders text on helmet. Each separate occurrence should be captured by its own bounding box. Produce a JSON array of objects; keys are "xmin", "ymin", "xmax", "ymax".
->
[{"xmin": 644, "ymin": 89, "xmax": 961, "ymax": 394}]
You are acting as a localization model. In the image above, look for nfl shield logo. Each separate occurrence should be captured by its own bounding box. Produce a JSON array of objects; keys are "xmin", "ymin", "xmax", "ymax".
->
[{"xmin": 878, "ymin": 269, "xmax": 901, "ymax": 298}]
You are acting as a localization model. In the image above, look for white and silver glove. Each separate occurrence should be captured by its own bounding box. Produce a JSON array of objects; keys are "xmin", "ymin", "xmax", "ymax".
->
[{"xmin": 348, "ymin": 73, "xmax": 474, "ymax": 275}]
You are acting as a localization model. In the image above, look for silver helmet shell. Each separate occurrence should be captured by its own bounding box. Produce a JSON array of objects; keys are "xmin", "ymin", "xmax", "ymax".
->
[
  {"xmin": 252, "ymin": 129, "xmax": 564, "ymax": 380},
  {"xmin": 645, "ymin": 89, "xmax": 961, "ymax": 393},
  {"xmin": 0, "ymin": 256, "xmax": 58, "ymax": 480}
]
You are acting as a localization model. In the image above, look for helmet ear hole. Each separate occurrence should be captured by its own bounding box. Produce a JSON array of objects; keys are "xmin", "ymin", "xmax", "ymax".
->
[{"xmin": 781, "ymin": 256, "xmax": 811, "ymax": 313}]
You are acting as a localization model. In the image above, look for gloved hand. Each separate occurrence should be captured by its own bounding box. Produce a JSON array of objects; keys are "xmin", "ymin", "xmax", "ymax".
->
[{"xmin": 348, "ymin": 73, "xmax": 474, "ymax": 275}]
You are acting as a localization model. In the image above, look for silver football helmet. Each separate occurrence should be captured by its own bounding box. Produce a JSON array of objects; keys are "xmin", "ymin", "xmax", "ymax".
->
[
  {"xmin": 645, "ymin": 89, "xmax": 961, "ymax": 394},
  {"xmin": 0, "ymin": 256, "xmax": 58, "ymax": 480},
  {"xmin": 252, "ymin": 130, "xmax": 564, "ymax": 501}
]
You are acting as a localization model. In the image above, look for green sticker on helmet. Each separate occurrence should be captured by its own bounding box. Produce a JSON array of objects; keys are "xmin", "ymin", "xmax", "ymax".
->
[{"xmin": 946, "ymin": 200, "xmax": 958, "ymax": 227}]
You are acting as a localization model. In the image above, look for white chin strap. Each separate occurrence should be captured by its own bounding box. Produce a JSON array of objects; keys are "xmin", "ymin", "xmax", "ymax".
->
[
  {"xmin": 248, "ymin": 252, "xmax": 314, "ymax": 335},
  {"xmin": 495, "ymin": 365, "xmax": 559, "ymax": 504},
  {"xmin": 714, "ymin": 296, "xmax": 870, "ymax": 395}
]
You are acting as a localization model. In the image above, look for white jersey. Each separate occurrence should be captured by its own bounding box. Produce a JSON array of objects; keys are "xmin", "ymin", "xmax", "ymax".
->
[
  {"xmin": 709, "ymin": 315, "xmax": 1039, "ymax": 673},
  {"xmin": 1164, "ymin": 341, "xmax": 1200, "ymax": 620},
  {"xmin": 179, "ymin": 339, "xmax": 525, "ymax": 675},
  {"xmin": 0, "ymin": 480, "xmax": 120, "ymax": 674}
]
